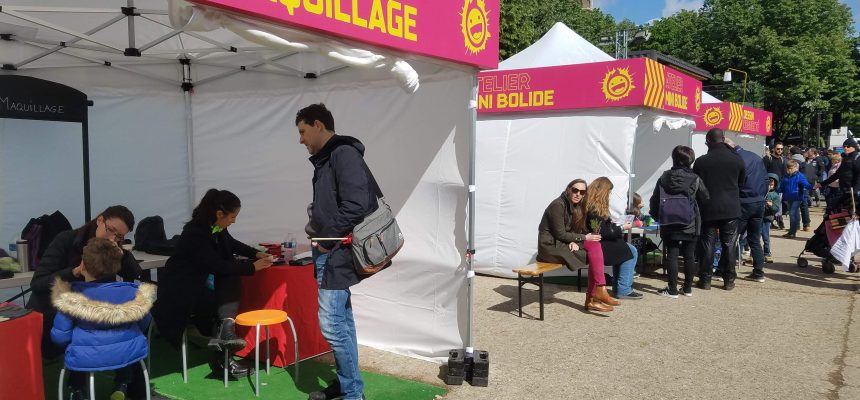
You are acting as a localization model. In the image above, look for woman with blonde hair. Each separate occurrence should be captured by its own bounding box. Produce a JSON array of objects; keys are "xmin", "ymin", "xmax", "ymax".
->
[
  {"xmin": 585, "ymin": 177, "xmax": 642, "ymax": 300},
  {"xmin": 537, "ymin": 179, "xmax": 619, "ymax": 312}
]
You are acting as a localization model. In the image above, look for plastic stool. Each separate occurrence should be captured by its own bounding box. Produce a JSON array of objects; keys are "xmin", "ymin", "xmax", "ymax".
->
[
  {"xmin": 235, "ymin": 309, "xmax": 298, "ymax": 397},
  {"xmin": 58, "ymin": 359, "xmax": 150, "ymax": 400}
]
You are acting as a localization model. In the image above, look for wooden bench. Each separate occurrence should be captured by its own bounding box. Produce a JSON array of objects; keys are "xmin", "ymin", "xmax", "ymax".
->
[{"xmin": 512, "ymin": 262, "xmax": 566, "ymax": 321}]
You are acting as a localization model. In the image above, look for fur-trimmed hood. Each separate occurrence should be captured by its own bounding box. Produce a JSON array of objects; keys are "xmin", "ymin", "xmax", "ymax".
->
[{"xmin": 51, "ymin": 277, "xmax": 155, "ymax": 325}]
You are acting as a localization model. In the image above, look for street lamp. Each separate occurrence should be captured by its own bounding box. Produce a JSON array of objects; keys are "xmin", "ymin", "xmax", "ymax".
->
[{"xmin": 722, "ymin": 68, "xmax": 749, "ymax": 105}]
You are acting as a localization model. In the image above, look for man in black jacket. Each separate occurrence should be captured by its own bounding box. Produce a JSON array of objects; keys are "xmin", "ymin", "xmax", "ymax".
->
[
  {"xmin": 297, "ymin": 103, "xmax": 374, "ymax": 400},
  {"xmin": 693, "ymin": 129, "xmax": 746, "ymax": 290},
  {"xmin": 817, "ymin": 138, "xmax": 860, "ymax": 209}
]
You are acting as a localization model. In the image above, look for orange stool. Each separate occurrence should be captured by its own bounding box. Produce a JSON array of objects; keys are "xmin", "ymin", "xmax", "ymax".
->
[{"xmin": 235, "ymin": 309, "xmax": 298, "ymax": 397}]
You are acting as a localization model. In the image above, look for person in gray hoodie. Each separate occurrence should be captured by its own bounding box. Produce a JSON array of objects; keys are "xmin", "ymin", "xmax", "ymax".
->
[{"xmin": 762, "ymin": 174, "xmax": 781, "ymax": 263}]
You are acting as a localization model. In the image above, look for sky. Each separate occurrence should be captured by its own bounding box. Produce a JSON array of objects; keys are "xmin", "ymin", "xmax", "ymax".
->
[{"xmin": 592, "ymin": 0, "xmax": 860, "ymax": 32}]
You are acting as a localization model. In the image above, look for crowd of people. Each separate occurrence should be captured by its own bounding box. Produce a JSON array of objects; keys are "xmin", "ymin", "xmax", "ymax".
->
[
  {"xmin": 538, "ymin": 128, "xmax": 855, "ymax": 312},
  {"xmin": 27, "ymin": 103, "xmax": 373, "ymax": 400}
]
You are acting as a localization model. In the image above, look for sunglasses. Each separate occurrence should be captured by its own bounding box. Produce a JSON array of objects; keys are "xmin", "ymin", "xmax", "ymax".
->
[{"xmin": 571, "ymin": 188, "xmax": 587, "ymax": 195}]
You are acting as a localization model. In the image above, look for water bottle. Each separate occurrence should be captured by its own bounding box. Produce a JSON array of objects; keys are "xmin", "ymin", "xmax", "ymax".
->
[
  {"xmin": 712, "ymin": 248, "xmax": 722, "ymax": 269},
  {"xmin": 284, "ymin": 234, "xmax": 297, "ymax": 261},
  {"xmin": 16, "ymin": 240, "xmax": 29, "ymax": 272}
]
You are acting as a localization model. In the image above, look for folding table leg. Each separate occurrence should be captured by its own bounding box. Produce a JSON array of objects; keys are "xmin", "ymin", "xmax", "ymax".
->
[
  {"xmin": 517, "ymin": 274, "xmax": 523, "ymax": 318},
  {"xmin": 538, "ymin": 273, "xmax": 545, "ymax": 321}
]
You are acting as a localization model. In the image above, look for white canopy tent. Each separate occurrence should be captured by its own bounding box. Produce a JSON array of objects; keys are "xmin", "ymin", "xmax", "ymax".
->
[
  {"xmin": 0, "ymin": 0, "xmax": 490, "ymax": 360},
  {"xmin": 474, "ymin": 23, "xmax": 696, "ymax": 278}
]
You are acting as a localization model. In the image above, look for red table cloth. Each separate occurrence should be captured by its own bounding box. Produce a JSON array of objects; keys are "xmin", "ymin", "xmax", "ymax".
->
[
  {"xmin": 0, "ymin": 308, "xmax": 45, "ymax": 400},
  {"xmin": 235, "ymin": 264, "xmax": 330, "ymax": 367}
]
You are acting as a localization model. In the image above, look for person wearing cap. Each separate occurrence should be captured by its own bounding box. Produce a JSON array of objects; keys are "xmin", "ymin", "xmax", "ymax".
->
[
  {"xmin": 693, "ymin": 128, "xmax": 746, "ymax": 291},
  {"xmin": 817, "ymin": 138, "xmax": 860, "ymax": 209}
]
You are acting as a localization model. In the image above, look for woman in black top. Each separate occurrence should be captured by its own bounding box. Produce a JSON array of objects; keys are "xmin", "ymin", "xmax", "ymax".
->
[
  {"xmin": 28, "ymin": 205, "xmax": 141, "ymax": 359},
  {"xmin": 152, "ymin": 189, "xmax": 272, "ymax": 378}
]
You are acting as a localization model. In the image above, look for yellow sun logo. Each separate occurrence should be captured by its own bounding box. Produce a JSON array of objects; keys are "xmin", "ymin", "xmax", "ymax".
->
[
  {"xmin": 703, "ymin": 106, "xmax": 724, "ymax": 127},
  {"xmin": 695, "ymin": 87, "xmax": 702, "ymax": 112},
  {"xmin": 765, "ymin": 115, "xmax": 772, "ymax": 133},
  {"xmin": 602, "ymin": 67, "xmax": 634, "ymax": 102},
  {"xmin": 460, "ymin": 0, "xmax": 490, "ymax": 55}
]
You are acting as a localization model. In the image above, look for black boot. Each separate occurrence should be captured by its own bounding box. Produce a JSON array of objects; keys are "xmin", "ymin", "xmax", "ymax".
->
[
  {"xmin": 210, "ymin": 318, "xmax": 247, "ymax": 352},
  {"xmin": 308, "ymin": 379, "xmax": 341, "ymax": 400},
  {"xmin": 208, "ymin": 354, "xmax": 254, "ymax": 379}
]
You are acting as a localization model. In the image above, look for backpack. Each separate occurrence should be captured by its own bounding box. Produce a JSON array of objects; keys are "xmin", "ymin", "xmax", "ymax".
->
[
  {"xmin": 134, "ymin": 216, "xmax": 179, "ymax": 256},
  {"xmin": 20, "ymin": 210, "xmax": 72, "ymax": 268},
  {"xmin": 657, "ymin": 184, "xmax": 695, "ymax": 226}
]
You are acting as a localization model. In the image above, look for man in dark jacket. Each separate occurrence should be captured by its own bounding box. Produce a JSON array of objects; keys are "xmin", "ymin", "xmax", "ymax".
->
[
  {"xmin": 297, "ymin": 103, "xmax": 374, "ymax": 400},
  {"xmin": 817, "ymin": 138, "xmax": 860, "ymax": 208},
  {"xmin": 693, "ymin": 129, "xmax": 746, "ymax": 290},
  {"xmin": 727, "ymin": 139, "xmax": 768, "ymax": 282}
]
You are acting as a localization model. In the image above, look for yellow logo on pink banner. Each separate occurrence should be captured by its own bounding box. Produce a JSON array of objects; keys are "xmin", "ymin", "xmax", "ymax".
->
[
  {"xmin": 478, "ymin": 59, "xmax": 701, "ymax": 115},
  {"xmin": 189, "ymin": 0, "xmax": 499, "ymax": 69},
  {"xmin": 695, "ymin": 102, "xmax": 772, "ymax": 136},
  {"xmin": 602, "ymin": 67, "xmax": 635, "ymax": 102},
  {"xmin": 461, "ymin": 0, "xmax": 490, "ymax": 55},
  {"xmin": 703, "ymin": 106, "xmax": 724, "ymax": 127}
]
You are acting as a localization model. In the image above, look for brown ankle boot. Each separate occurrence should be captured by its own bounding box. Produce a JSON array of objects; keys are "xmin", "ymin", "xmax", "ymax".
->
[
  {"xmin": 585, "ymin": 294, "xmax": 613, "ymax": 312},
  {"xmin": 594, "ymin": 285, "xmax": 621, "ymax": 306}
]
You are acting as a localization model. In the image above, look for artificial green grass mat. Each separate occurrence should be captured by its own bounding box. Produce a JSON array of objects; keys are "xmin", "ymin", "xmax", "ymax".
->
[{"xmin": 43, "ymin": 335, "xmax": 446, "ymax": 400}]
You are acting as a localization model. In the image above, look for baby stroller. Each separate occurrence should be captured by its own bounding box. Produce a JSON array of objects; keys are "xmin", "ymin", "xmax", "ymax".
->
[{"xmin": 797, "ymin": 194, "xmax": 856, "ymax": 273}]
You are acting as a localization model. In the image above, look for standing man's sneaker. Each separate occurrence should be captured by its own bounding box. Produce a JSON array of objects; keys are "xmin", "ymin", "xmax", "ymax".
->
[
  {"xmin": 680, "ymin": 287, "xmax": 693, "ymax": 297},
  {"xmin": 744, "ymin": 274, "xmax": 765, "ymax": 283},
  {"xmin": 765, "ymin": 255, "xmax": 774, "ymax": 263},
  {"xmin": 802, "ymin": 226, "xmax": 810, "ymax": 232},
  {"xmin": 616, "ymin": 291, "xmax": 644, "ymax": 300},
  {"xmin": 713, "ymin": 275, "xmax": 724, "ymax": 282},
  {"xmin": 697, "ymin": 280, "xmax": 711, "ymax": 290},
  {"xmin": 724, "ymin": 281, "xmax": 735, "ymax": 291},
  {"xmin": 309, "ymin": 379, "xmax": 341, "ymax": 400},
  {"xmin": 657, "ymin": 287, "xmax": 679, "ymax": 298}
]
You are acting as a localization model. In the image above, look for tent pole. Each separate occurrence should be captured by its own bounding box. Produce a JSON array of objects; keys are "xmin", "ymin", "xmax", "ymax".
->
[
  {"xmin": 82, "ymin": 112, "xmax": 91, "ymax": 222},
  {"xmin": 182, "ymin": 59, "xmax": 195, "ymax": 214},
  {"xmin": 466, "ymin": 73, "xmax": 478, "ymax": 355}
]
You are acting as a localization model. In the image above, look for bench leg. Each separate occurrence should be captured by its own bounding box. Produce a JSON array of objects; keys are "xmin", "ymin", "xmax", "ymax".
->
[
  {"xmin": 538, "ymin": 273, "xmax": 545, "ymax": 321},
  {"xmin": 517, "ymin": 274, "xmax": 523, "ymax": 318}
]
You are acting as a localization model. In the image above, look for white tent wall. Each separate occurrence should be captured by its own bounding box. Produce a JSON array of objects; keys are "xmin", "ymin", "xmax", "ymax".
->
[
  {"xmin": 0, "ymin": 83, "xmax": 190, "ymax": 243},
  {"xmin": 1, "ymin": 119, "xmax": 86, "ymax": 243},
  {"xmin": 190, "ymin": 68, "xmax": 474, "ymax": 360},
  {"xmin": 632, "ymin": 111, "xmax": 696, "ymax": 215},
  {"xmin": 474, "ymin": 108, "xmax": 639, "ymax": 278}
]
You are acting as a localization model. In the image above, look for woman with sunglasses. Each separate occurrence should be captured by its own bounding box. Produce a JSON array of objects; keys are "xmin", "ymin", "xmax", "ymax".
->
[
  {"xmin": 153, "ymin": 189, "xmax": 272, "ymax": 379},
  {"xmin": 537, "ymin": 179, "xmax": 619, "ymax": 313},
  {"xmin": 28, "ymin": 205, "xmax": 141, "ymax": 359}
]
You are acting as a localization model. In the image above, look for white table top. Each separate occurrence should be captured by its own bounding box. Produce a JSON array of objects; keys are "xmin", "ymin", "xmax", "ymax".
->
[
  {"xmin": 0, "ymin": 251, "xmax": 168, "ymax": 291},
  {"xmin": 0, "ymin": 271, "xmax": 34, "ymax": 290}
]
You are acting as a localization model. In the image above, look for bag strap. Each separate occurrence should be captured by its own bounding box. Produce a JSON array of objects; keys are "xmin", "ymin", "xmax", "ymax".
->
[{"xmin": 359, "ymin": 160, "xmax": 384, "ymax": 199}]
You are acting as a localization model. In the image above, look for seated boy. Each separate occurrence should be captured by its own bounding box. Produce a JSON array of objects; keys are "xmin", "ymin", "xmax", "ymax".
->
[{"xmin": 51, "ymin": 237, "xmax": 156, "ymax": 400}]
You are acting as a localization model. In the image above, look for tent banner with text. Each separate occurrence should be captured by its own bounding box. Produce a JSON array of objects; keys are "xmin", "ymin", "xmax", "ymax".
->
[
  {"xmin": 188, "ymin": 0, "xmax": 499, "ymax": 69},
  {"xmin": 695, "ymin": 102, "xmax": 772, "ymax": 136},
  {"xmin": 477, "ymin": 58, "xmax": 702, "ymax": 116}
]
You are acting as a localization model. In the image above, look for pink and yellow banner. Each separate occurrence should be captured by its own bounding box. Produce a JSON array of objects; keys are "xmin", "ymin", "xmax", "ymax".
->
[
  {"xmin": 695, "ymin": 102, "xmax": 772, "ymax": 136},
  {"xmin": 188, "ymin": 0, "xmax": 499, "ymax": 69},
  {"xmin": 477, "ymin": 58, "xmax": 702, "ymax": 116}
]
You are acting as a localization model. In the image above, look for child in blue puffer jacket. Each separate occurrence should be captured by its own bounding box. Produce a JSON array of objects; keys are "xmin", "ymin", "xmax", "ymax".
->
[
  {"xmin": 779, "ymin": 159, "xmax": 812, "ymax": 238},
  {"xmin": 51, "ymin": 238, "xmax": 155, "ymax": 400}
]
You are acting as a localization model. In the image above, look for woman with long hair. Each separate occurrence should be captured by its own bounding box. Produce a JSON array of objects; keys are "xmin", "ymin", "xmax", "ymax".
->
[
  {"xmin": 28, "ymin": 205, "xmax": 141, "ymax": 359},
  {"xmin": 537, "ymin": 179, "xmax": 619, "ymax": 313},
  {"xmin": 585, "ymin": 177, "xmax": 643, "ymax": 300},
  {"xmin": 153, "ymin": 189, "xmax": 272, "ymax": 379},
  {"xmin": 649, "ymin": 145, "xmax": 709, "ymax": 297}
]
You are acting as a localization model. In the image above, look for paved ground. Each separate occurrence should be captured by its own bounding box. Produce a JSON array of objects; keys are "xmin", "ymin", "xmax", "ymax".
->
[{"xmin": 360, "ymin": 205, "xmax": 860, "ymax": 400}]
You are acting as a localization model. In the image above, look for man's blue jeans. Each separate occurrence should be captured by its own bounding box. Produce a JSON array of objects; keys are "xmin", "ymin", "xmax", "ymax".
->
[
  {"xmin": 612, "ymin": 243, "xmax": 638, "ymax": 296},
  {"xmin": 313, "ymin": 250, "xmax": 364, "ymax": 400}
]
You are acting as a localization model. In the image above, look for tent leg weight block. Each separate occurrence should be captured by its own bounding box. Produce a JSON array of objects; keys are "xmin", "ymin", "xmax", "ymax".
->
[{"xmin": 446, "ymin": 349, "xmax": 489, "ymax": 387}]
